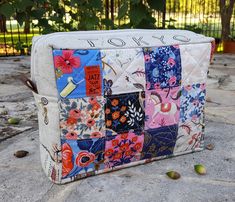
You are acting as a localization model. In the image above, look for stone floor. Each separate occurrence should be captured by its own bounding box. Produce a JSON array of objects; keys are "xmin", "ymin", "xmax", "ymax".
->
[{"xmin": 0, "ymin": 54, "xmax": 234, "ymax": 202}]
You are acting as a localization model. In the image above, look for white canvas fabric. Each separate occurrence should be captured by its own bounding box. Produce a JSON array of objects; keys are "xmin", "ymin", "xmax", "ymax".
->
[{"xmin": 180, "ymin": 43, "xmax": 211, "ymax": 85}]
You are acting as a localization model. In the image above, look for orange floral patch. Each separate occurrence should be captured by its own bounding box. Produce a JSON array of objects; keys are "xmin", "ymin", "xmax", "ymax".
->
[
  {"xmin": 111, "ymin": 99, "xmax": 119, "ymax": 106},
  {"xmin": 119, "ymin": 116, "xmax": 127, "ymax": 123},
  {"xmin": 112, "ymin": 111, "xmax": 120, "ymax": 120}
]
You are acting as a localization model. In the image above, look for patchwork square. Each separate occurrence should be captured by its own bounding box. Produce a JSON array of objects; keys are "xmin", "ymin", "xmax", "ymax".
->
[
  {"xmin": 141, "ymin": 125, "xmax": 178, "ymax": 160},
  {"xmin": 180, "ymin": 83, "xmax": 206, "ymax": 123},
  {"xmin": 174, "ymin": 120, "xmax": 204, "ymax": 153},
  {"xmin": 145, "ymin": 86, "xmax": 180, "ymax": 129},
  {"xmin": 180, "ymin": 43, "xmax": 211, "ymax": 85},
  {"xmin": 101, "ymin": 48, "xmax": 146, "ymax": 95},
  {"xmin": 53, "ymin": 49, "xmax": 103, "ymax": 98},
  {"xmin": 143, "ymin": 45, "xmax": 182, "ymax": 90},
  {"xmin": 105, "ymin": 92, "xmax": 145, "ymax": 135},
  {"xmin": 104, "ymin": 131, "xmax": 144, "ymax": 168},
  {"xmin": 61, "ymin": 138, "xmax": 105, "ymax": 179},
  {"xmin": 60, "ymin": 96, "xmax": 105, "ymax": 139}
]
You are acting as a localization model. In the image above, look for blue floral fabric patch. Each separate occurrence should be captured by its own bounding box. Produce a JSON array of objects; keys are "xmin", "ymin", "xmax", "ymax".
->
[
  {"xmin": 53, "ymin": 49, "xmax": 103, "ymax": 98},
  {"xmin": 143, "ymin": 45, "xmax": 182, "ymax": 90},
  {"xmin": 61, "ymin": 138, "xmax": 105, "ymax": 179},
  {"xmin": 141, "ymin": 125, "xmax": 178, "ymax": 159},
  {"xmin": 180, "ymin": 83, "xmax": 206, "ymax": 123}
]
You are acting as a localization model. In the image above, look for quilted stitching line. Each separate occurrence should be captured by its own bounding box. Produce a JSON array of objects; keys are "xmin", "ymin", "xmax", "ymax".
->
[{"xmin": 182, "ymin": 47, "xmax": 208, "ymax": 84}]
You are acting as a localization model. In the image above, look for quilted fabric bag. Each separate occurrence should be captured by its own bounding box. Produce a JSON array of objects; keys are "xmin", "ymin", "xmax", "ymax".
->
[{"xmin": 30, "ymin": 29, "xmax": 214, "ymax": 184}]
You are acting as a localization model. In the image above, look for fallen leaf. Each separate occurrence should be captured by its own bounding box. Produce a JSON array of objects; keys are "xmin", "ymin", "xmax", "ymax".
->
[
  {"xmin": 206, "ymin": 144, "xmax": 214, "ymax": 150},
  {"xmin": 8, "ymin": 118, "xmax": 20, "ymax": 124},
  {"xmin": 194, "ymin": 164, "xmax": 206, "ymax": 175},
  {"xmin": 166, "ymin": 171, "xmax": 181, "ymax": 180},
  {"xmin": 14, "ymin": 150, "xmax": 29, "ymax": 158}
]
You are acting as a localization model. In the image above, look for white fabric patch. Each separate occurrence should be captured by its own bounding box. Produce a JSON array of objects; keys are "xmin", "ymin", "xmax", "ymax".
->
[
  {"xmin": 174, "ymin": 121, "xmax": 203, "ymax": 153},
  {"xmin": 180, "ymin": 43, "xmax": 211, "ymax": 85},
  {"xmin": 101, "ymin": 48, "xmax": 146, "ymax": 95}
]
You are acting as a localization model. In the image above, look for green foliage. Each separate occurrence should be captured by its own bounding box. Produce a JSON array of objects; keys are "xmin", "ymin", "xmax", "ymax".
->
[
  {"xmin": 0, "ymin": 3, "xmax": 15, "ymax": 18},
  {"xmin": 0, "ymin": 0, "xmax": 165, "ymax": 33},
  {"xmin": 185, "ymin": 24, "xmax": 203, "ymax": 34}
]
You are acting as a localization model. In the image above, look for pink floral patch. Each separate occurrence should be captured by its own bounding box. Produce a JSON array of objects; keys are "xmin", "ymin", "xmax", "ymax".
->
[
  {"xmin": 60, "ymin": 96, "xmax": 105, "ymax": 139},
  {"xmin": 145, "ymin": 86, "xmax": 180, "ymax": 129},
  {"xmin": 104, "ymin": 131, "xmax": 144, "ymax": 168}
]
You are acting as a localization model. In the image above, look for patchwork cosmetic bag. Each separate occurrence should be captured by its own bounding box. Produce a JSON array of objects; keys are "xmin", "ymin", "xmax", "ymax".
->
[{"xmin": 30, "ymin": 29, "xmax": 214, "ymax": 184}]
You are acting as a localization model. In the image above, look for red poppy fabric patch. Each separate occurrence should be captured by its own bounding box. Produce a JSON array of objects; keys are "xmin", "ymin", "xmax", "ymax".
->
[
  {"xmin": 104, "ymin": 131, "xmax": 144, "ymax": 168},
  {"xmin": 61, "ymin": 138, "xmax": 105, "ymax": 179}
]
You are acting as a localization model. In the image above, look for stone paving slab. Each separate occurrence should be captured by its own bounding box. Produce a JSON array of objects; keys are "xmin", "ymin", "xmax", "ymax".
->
[{"xmin": 0, "ymin": 54, "xmax": 234, "ymax": 202}]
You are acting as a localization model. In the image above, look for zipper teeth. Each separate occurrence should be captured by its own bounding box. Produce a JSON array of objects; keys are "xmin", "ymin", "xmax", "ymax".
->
[{"xmin": 31, "ymin": 29, "xmax": 213, "ymax": 81}]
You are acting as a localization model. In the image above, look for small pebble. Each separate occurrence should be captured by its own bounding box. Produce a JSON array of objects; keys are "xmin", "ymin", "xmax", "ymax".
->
[{"xmin": 206, "ymin": 144, "xmax": 214, "ymax": 150}]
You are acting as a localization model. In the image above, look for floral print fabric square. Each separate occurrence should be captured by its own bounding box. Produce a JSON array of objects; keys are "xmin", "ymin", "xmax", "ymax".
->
[
  {"xmin": 101, "ymin": 48, "xmax": 146, "ymax": 95},
  {"xmin": 145, "ymin": 86, "xmax": 180, "ymax": 129},
  {"xmin": 141, "ymin": 125, "xmax": 178, "ymax": 159},
  {"xmin": 180, "ymin": 83, "xmax": 206, "ymax": 122},
  {"xmin": 105, "ymin": 92, "xmax": 145, "ymax": 135},
  {"xmin": 60, "ymin": 96, "xmax": 105, "ymax": 139},
  {"xmin": 144, "ymin": 45, "xmax": 181, "ymax": 90},
  {"xmin": 61, "ymin": 138, "xmax": 105, "ymax": 179},
  {"xmin": 104, "ymin": 131, "xmax": 144, "ymax": 168},
  {"xmin": 53, "ymin": 49, "xmax": 103, "ymax": 98},
  {"xmin": 174, "ymin": 120, "xmax": 203, "ymax": 153}
]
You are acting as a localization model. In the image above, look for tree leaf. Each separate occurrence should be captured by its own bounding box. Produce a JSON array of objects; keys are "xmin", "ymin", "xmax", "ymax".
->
[
  {"xmin": 147, "ymin": 0, "xmax": 165, "ymax": 11},
  {"xmin": 31, "ymin": 9, "xmax": 45, "ymax": 19},
  {"xmin": 0, "ymin": 3, "xmax": 15, "ymax": 18},
  {"xmin": 15, "ymin": 12, "xmax": 26, "ymax": 26},
  {"xmin": 90, "ymin": 0, "xmax": 102, "ymax": 9},
  {"xmin": 117, "ymin": 2, "xmax": 128, "ymax": 19},
  {"xmin": 130, "ymin": 0, "xmax": 141, "ymax": 4},
  {"xmin": 15, "ymin": 0, "xmax": 34, "ymax": 11},
  {"xmin": 129, "ymin": 4, "xmax": 147, "ymax": 25},
  {"xmin": 101, "ymin": 19, "xmax": 114, "ymax": 28}
]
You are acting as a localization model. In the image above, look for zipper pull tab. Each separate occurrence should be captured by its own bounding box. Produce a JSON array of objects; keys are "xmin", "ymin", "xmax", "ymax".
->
[{"xmin": 19, "ymin": 74, "xmax": 38, "ymax": 94}]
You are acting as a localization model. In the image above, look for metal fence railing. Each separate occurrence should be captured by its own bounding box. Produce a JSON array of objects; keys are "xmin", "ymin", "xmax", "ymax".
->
[{"xmin": 0, "ymin": 0, "xmax": 234, "ymax": 56}]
